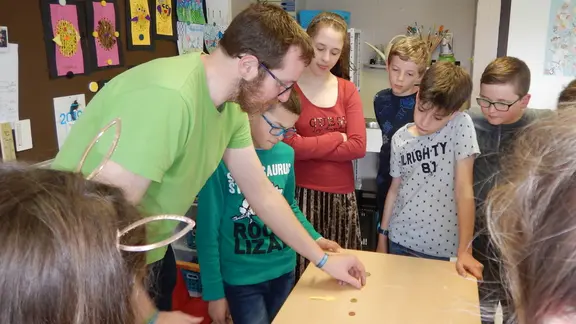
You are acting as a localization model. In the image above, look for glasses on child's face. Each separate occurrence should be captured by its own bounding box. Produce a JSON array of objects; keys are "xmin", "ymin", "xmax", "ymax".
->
[
  {"xmin": 259, "ymin": 63, "xmax": 294, "ymax": 97},
  {"xmin": 262, "ymin": 114, "xmax": 296, "ymax": 138},
  {"xmin": 476, "ymin": 97, "xmax": 521, "ymax": 112}
]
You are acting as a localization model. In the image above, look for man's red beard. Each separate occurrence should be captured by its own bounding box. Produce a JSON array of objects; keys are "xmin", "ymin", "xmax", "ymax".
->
[{"xmin": 233, "ymin": 76, "xmax": 278, "ymax": 114}]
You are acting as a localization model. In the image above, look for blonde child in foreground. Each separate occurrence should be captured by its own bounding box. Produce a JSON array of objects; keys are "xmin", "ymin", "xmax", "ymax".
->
[
  {"xmin": 376, "ymin": 61, "xmax": 483, "ymax": 280},
  {"xmin": 487, "ymin": 108, "xmax": 576, "ymax": 324}
]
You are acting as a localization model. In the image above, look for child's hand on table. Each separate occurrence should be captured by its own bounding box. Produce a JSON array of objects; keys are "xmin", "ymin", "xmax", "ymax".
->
[
  {"xmin": 456, "ymin": 251, "xmax": 484, "ymax": 280},
  {"xmin": 208, "ymin": 298, "xmax": 231, "ymax": 324},
  {"xmin": 316, "ymin": 238, "xmax": 341, "ymax": 252}
]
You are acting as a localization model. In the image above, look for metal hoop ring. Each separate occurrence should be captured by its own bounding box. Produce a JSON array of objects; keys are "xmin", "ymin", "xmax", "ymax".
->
[
  {"xmin": 118, "ymin": 215, "xmax": 196, "ymax": 252},
  {"xmin": 75, "ymin": 118, "xmax": 121, "ymax": 180}
]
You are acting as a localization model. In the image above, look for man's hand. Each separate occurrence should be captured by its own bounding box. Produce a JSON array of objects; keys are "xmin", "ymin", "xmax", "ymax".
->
[
  {"xmin": 321, "ymin": 254, "xmax": 366, "ymax": 288},
  {"xmin": 456, "ymin": 251, "xmax": 484, "ymax": 280},
  {"xmin": 157, "ymin": 311, "xmax": 203, "ymax": 324},
  {"xmin": 375, "ymin": 235, "xmax": 388, "ymax": 253},
  {"xmin": 317, "ymin": 238, "xmax": 341, "ymax": 252},
  {"xmin": 208, "ymin": 298, "xmax": 230, "ymax": 324}
]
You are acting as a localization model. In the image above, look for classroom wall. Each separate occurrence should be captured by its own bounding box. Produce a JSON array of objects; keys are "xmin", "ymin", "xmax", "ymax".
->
[
  {"xmin": 0, "ymin": 0, "xmax": 179, "ymax": 163},
  {"xmin": 471, "ymin": 0, "xmax": 501, "ymax": 101},
  {"xmin": 507, "ymin": 0, "xmax": 571, "ymax": 110}
]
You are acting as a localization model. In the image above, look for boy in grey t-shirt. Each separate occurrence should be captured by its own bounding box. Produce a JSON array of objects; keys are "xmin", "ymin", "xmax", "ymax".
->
[{"xmin": 376, "ymin": 62, "xmax": 484, "ymax": 280}]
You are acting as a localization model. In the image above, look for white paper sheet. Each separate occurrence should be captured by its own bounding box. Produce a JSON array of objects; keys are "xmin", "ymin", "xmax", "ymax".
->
[
  {"xmin": 53, "ymin": 94, "xmax": 86, "ymax": 149},
  {"xmin": 205, "ymin": 0, "xmax": 230, "ymax": 25},
  {"xmin": 0, "ymin": 43, "xmax": 19, "ymax": 125}
]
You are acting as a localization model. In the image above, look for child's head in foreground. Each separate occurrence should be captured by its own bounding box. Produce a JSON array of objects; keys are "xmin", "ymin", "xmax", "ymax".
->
[
  {"xmin": 412, "ymin": 61, "xmax": 472, "ymax": 136},
  {"xmin": 387, "ymin": 36, "xmax": 430, "ymax": 96},
  {"xmin": 0, "ymin": 165, "xmax": 145, "ymax": 324},
  {"xmin": 487, "ymin": 108, "xmax": 576, "ymax": 324},
  {"xmin": 250, "ymin": 91, "xmax": 300, "ymax": 150},
  {"xmin": 557, "ymin": 79, "xmax": 576, "ymax": 109},
  {"xmin": 477, "ymin": 56, "xmax": 531, "ymax": 125}
]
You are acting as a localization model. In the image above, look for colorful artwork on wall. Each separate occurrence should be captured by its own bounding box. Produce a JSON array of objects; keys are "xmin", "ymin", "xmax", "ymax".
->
[
  {"xmin": 40, "ymin": 1, "xmax": 90, "ymax": 78},
  {"xmin": 86, "ymin": 0, "xmax": 124, "ymax": 70},
  {"xmin": 126, "ymin": 0, "xmax": 155, "ymax": 50},
  {"xmin": 544, "ymin": 0, "xmax": 576, "ymax": 76},
  {"xmin": 155, "ymin": 0, "xmax": 177, "ymax": 40}
]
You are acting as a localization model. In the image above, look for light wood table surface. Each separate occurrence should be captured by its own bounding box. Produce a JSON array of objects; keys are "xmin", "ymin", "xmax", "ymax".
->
[{"xmin": 273, "ymin": 250, "xmax": 481, "ymax": 324}]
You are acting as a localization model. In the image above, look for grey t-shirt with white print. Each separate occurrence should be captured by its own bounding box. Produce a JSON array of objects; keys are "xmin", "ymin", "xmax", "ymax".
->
[{"xmin": 388, "ymin": 111, "xmax": 480, "ymax": 258}]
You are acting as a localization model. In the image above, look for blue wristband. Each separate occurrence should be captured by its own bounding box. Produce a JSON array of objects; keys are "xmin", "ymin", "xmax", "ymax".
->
[{"xmin": 316, "ymin": 253, "xmax": 329, "ymax": 268}]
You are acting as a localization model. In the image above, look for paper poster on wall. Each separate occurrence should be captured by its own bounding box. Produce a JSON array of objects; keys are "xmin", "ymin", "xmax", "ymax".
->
[
  {"xmin": 205, "ymin": 0, "xmax": 230, "ymax": 25},
  {"xmin": 155, "ymin": 0, "xmax": 177, "ymax": 39},
  {"xmin": 126, "ymin": 0, "xmax": 155, "ymax": 50},
  {"xmin": 204, "ymin": 23, "xmax": 226, "ymax": 54},
  {"xmin": 40, "ymin": 1, "xmax": 90, "ymax": 78},
  {"xmin": 544, "ymin": 0, "xmax": 576, "ymax": 76},
  {"xmin": 177, "ymin": 0, "xmax": 206, "ymax": 24},
  {"xmin": 86, "ymin": 0, "xmax": 124, "ymax": 70},
  {"xmin": 0, "ymin": 43, "xmax": 19, "ymax": 125},
  {"xmin": 177, "ymin": 22, "xmax": 204, "ymax": 54},
  {"xmin": 53, "ymin": 94, "xmax": 86, "ymax": 149}
]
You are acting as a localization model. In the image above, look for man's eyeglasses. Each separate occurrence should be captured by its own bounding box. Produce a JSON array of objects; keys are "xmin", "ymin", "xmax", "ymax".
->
[
  {"xmin": 259, "ymin": 63, "xmax": 294, "ymax": 97},
  {"xmin": 262, "ymin": 114, "xmax": 296, "ymax": 138},
  {"xmin": 476, "ymin": 97, "xmax": 521, "ymax": 112}
]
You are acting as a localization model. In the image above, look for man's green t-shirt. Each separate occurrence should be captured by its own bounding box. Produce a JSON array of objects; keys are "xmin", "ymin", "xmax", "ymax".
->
[{"xmin": 52, "ymin": 53, "xmax": 253, "ymax": 264}]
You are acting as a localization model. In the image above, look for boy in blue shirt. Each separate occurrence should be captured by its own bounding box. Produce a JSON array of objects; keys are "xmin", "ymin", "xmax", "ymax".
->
[
  {"xmin": 374, "ymin": 36, "xmax": 430, "ymax": 218},
  {"xmin": 376, "ymin": 62, "xmax": 484, "ymax": 280},
  {"xmin": 196, "ymin": 92, "xmax": 340, "ymax": 324}
]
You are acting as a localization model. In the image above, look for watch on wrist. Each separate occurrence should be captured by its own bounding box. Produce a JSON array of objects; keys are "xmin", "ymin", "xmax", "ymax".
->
[{"xmin": 378, "ymin": 227, "xmax": 389, "ymax": 236}]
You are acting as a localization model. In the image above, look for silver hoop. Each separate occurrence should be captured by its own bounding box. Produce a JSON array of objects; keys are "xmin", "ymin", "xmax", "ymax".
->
[{"xmin": 118, "ymin": 215, "xmax": 196, "ymax": 252}]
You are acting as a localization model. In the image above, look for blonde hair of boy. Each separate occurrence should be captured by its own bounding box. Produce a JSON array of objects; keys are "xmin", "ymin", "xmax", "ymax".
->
[
  {"xmin": 558, "ymin": 79, "xmax": 576, "ymax": 109},
  {"xmin": 418, "ymin": 61, "xmax": 472, "ymax": 115},
  {"xmin": 480, "ymin": 56, "xmax": 531, "ymax": 97},
  {"xmin": 486, "ymin": 108, "xmax": 576, "ymax": 324},
  {"xmin": 387, "ymin": 36, "xmax": 430, "ymax": 76}
]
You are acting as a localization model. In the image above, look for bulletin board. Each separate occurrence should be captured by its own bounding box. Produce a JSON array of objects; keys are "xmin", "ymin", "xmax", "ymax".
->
[{"xmin": 0, "ymin": 0, "xmax": 198, "ymax": 163}]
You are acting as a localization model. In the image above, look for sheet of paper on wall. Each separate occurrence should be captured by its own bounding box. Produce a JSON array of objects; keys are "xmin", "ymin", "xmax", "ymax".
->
[
  {"xmin": 53, "ymin": 94, "xmax": 86, "ymax": 149},
  {"xmin": 14, "ymin": 119, "xmax": 33, "ymax": 152},
  {"xmin": 204, "ymin": 23, "xmax": 227, "ymax": 54},
  {"xmin": 544, "ymin": 0, "xmax": 576, "ymax": 76},
  {"xmin": 177, "ymin": 22, "xmax": 204, "ymax": 55},
  {"xmin": 205, "ymin": 0, "xmax": 230, "ymax": 25},
  {"xmin": 0, "ymin": 43, "xmax": 19, "ymax": 126}
]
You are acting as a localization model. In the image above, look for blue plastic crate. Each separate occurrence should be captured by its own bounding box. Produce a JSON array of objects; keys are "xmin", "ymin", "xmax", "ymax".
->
[
  {"xmin": 297, "ymin": 10, "xmax": 351, "ymax": 29},
  {"xmin": 181, "ymin": 268, "xmax": 203, "ymax": 297}
]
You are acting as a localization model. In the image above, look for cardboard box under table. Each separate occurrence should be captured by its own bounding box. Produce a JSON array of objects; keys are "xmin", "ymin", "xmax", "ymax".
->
[{"xmin": 273, "ymin": 250, "xmax": 481, "ymax": 324}]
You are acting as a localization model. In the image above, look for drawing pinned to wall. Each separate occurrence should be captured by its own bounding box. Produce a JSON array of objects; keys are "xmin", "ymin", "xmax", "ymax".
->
[
  {"xmin": 177, "ymin": 22, "xmax": 204, "ymax": 54},
  {"xmin": 204, "ymin": 23, "xmax": 226, "ymax": 54},
  {"xmin": 53, "ymin": 94, "xmax": 86, "ymax": 149},
  {"xmin": 126, "ymin": 0, "xmax": 155, "ymax": 50},
  {"xmin": 544, "ymin": 0, "xmax": 576, "ymax": 76},
  {"xmin": 155, "ymin": 0, "xmax": 177, "ymax": 39},
  {"xmin": 40, "ymin": 0, "xmax": 90, "ymax": 79},
  {"xmin": 205, "ymin": 0, "xmax": 230, "ymax": 25},
  {"xmin": 177, "ymin": 0, "xmax": 206, "ymax": 24},
  {"xmin": 86, "ymin": 0, "xmax": 124, "ymax": 70}
]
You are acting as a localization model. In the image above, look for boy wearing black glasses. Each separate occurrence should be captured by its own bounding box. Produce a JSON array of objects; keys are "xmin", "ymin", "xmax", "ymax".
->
[
  {"xmin": 471, "ymin": 56, "xmax": 550, "ymax": 324},
  {"xmin": 196, "ymin": 92, "xmax": 340, "ymax": 324}
]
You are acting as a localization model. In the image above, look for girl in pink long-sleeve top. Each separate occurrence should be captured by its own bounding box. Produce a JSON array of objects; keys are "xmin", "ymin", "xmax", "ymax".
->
[{"xmin": 283, "ymin": 12, "xmax": 367, "ymax": 280}]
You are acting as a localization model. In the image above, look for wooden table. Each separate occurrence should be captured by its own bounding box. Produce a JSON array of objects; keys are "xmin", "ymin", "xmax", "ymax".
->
[{"xmin": 273, "ymin": 250, "xmax": 481, "ymax": 324}]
